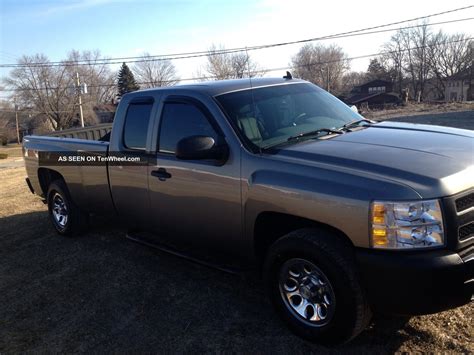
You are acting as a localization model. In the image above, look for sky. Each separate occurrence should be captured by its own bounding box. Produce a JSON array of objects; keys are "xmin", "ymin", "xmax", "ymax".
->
[{"xmin": 0, "ymin": 0, "xmax": 473, "ymax": 93}]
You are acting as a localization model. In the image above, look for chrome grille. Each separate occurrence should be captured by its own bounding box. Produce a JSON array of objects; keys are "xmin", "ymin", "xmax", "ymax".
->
[
  {"xmin": 455, "ymin": 193, "xmax": 474, "ymax": 213},
  {"xmin": 459, "ymin": 222, "xmax": 474, "ymax": 241}
]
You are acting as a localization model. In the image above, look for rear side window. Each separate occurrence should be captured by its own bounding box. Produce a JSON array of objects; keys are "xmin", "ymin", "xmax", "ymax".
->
[
  {"xmin": 158, "ymin": 102, "xmax": 217, "ymax": 154},
  {"xmin": 123, "ymin": 103, "xmax": 153, "ymax": 150}
]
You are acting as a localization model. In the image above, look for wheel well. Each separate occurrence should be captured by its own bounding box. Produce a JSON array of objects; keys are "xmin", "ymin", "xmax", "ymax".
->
[
  {"xmin": 253, "ymin": 212, "xmax": 353, "ymax": 265},
  {"xmin": 38, "ymin": 168, "xmax": 64, "ymax": 198}
]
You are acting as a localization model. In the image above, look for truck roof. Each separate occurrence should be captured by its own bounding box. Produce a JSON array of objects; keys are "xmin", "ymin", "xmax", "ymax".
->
[{"xmin": 137, "ymin": 77, "xmax": 306, "ymax": 97}]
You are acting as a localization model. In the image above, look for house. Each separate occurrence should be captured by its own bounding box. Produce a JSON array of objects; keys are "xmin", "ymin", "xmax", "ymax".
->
[
  {"xmin": 93, "ymin": 103, "xmax": 116, "ymax": 123},
  {"xmin": 345, "ymin": 79, "xmax": 400, "ymax": 109},
  {"xmin": 445, "ymin": 68, "xmax": 473, "ymax": 102}
]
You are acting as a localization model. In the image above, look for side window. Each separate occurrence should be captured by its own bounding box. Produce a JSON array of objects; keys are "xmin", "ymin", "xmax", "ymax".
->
[
  {"xmin": 158, "ymin": 102, "xmax": 218, "ymax": 154},
  {"xmin": 123, "ymin": 103, "xmax": 153, "ymax": 150}
]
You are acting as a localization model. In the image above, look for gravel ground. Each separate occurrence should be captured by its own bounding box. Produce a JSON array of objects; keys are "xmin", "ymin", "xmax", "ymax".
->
[{"xmin": 0, "ymin": 113, "xmax": 473, "ymax": 353}]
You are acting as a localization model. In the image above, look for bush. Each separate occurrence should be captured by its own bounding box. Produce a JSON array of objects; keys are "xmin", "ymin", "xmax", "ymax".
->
[
  {"xmin": 1, "ymin": 136, "xmax": 7, "ymax": 146},
  {"xmin": 0, "ymin": 153, "xmax": 8, "ymax": 159}
]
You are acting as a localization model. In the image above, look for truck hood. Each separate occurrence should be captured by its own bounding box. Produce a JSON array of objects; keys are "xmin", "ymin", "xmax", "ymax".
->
[{"xmin": 274, "ymin": 121, "xmax": 474, "ymax": 197}]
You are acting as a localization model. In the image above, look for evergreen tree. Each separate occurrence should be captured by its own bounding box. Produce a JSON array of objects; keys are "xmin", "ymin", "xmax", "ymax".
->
[
  {"xmin": 366, "ymin": 58, "xmax": 391, "ymax": 82},
  {"xmin": 117, "ymin": 62, "xmax": 140, "ymax": 98}
]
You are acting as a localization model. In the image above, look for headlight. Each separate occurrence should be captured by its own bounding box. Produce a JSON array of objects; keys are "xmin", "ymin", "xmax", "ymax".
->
[{"xmin": 370, "ymin": 199, "xmax": 444, "ymax": 249}]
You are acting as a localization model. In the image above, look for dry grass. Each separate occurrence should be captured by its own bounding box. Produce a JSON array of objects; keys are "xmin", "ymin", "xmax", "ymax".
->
[
  {"xmin": 0, "ymin": 166, "xmax": 45, "ymax": 217},
  {"xmin": 0, "ymin": 144, "xmax": 23, "ymax": 159},
  {"xmin": 0, "ymin": 144, "xmax": 24, "ymax": 166},
  {"xmin": 364, "ymin": 102, "xmax": 474, "ymax": 120},
  {"xmin": 0, "ymin": 165, "xmax": 472, "ymax": 352}
]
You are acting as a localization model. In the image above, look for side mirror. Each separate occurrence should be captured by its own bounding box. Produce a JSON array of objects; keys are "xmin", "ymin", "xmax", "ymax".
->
[{"xmin": 176, "ymin": 135, "xmax": 229, "ymax": 162}]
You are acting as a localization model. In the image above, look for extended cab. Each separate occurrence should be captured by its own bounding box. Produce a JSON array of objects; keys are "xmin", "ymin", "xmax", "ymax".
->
[{"xmin": 23, "ymin": 78, "xmax": 473, "ymax": 344}]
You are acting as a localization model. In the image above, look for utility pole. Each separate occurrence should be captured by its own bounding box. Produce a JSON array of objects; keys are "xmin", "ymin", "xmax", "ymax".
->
[
  {"xmin": 326, "ymin": 66, "xmax": 330, "ymax": 93},
  {"xmin": 14, "ymin": 99, "xmax": 20, "ymax": 144},
  {"xmin": 75, "ymin": 72, "xmax": 85, "ymax": 127},
  {"xmin": 321, "ymin": 67, "xmax": 330, "ymax": 93},
  {"xmin": 469, "ymin": 43, "xmax": 473, "ymax": 101}
]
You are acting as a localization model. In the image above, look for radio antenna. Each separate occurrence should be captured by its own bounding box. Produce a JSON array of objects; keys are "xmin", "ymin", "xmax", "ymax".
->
[{"xmin": 245, "ymin": 47, "xmax": 262, "ymax": 154}]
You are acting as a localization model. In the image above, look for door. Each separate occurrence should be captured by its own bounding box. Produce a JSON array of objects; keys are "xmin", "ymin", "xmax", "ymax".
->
[
  {"xmin": 147, "ymin": 97, "xmax": 242, "ymax": 262},
  {"xmin": 108, "ymin": 97, "xmax": 155, "ymax": 227}
]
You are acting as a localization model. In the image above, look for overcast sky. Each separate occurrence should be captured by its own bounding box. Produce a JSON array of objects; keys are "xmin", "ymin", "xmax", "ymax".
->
[{"xmin": 0, "ymin": 0, "xmax": 473, "ymax": 88}]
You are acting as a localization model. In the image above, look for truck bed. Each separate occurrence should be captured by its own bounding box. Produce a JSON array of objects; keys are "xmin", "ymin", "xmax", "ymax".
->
[
  {"xmin": 46, "ymin": 123, "xmax": 112, "ymax": 141},
  {"xmin": 23, "ymin": 135, "xmax": 115, "ymax": 215}
]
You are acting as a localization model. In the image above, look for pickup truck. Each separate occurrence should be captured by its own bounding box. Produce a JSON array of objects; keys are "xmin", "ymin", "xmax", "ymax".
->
[{"xmin": 23, "ymin": 77, "xmax": 473, "ymax": 344}]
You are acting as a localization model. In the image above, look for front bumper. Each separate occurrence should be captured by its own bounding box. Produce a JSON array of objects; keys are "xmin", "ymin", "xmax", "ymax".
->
[{"xmin": 356, "ymin": 247, "xmax": 473, "ymax": 315}]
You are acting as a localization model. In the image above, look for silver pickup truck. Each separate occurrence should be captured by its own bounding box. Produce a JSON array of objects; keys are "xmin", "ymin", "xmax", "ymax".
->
[{"xmin": 23, "ymin": 77, "xmax": 473, "ymax": 344}]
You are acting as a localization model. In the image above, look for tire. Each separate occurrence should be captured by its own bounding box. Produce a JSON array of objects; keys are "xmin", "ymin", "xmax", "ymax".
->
[
  {"xmin": 263, "ymin": 228, "xmax": 371, "ymax": 345},
  {"xmin": 47, "ymin": 179, "xmax": 88, "ymax": 236}
]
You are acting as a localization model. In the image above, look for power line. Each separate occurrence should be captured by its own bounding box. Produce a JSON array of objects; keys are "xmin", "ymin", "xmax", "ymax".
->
[
  {"xmin": 1, "ymin": 5, "xmax": 473, "ymax": 68},
  {"xmin": 1, "ymin": 36, "xmax": 471, "ymax": 96},
  {"xmin": 99, "ymin": 5, "xmax": 474, "ymax": 59},
  {"xmin": 3, "ymin": 18, "xmax": 472, "ymax": 69},
  {"xmin": 0, "ymin": 109, "xmax": 77, "ymax": 114}
]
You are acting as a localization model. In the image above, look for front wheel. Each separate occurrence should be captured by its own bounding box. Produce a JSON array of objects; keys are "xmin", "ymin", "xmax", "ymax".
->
[
  {"xmin": 264, "ymin": 228, "xmax": 371, "ymax": 345},
  {"xmin": 278, "ymin": 257, "xmax": 337, "ymax": 327}
]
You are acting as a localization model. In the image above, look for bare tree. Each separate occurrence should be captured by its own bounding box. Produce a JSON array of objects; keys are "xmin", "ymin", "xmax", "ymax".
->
[
  {"xmin": 3, "ymin": 54, "xmax": 76, "ymax": 130},
  {"xmin": 291, "ymin": 43, "xmax": 349, "ymax": 94},
  {"xmin": 0, "ymin": 100, "xmax": 15, "ymax": 144},
  {"xmin": 381, "ymin": 23, "xmax": 430, "ymax": 101},
  {"xmin": 403, "ymin": 23, "xmax": 431, "ymax": 102},
  {"xmin": 134, "ymin": 53, "xmax": 180, "ymax": 88},
  {"xmin": 381, "ymin": 23, "xmax": 471, "ymax": 100},
  {"xmin": 381, "ymin": 30, "xmax": 405, "ymax": 95},
  {"xmin": 340, "ymin": 71, "xmax": 367, "ymax": 94},
  {"xmin": 3, "ymin": 51, "xmax": 116, "ymax": 131},
  {"xmin": 426, "ymin": 32, "xmax": 472, "ymax": 98},
  {"xmin": 200, "ymin": 45, "xmax": 265, "ymax": 80}
]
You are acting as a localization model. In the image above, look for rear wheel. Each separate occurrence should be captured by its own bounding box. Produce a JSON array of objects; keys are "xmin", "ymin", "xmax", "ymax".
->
[
  {"xmin": 264, "ymin": 228, "xmax": 371, "ymax": 345},
  {"xmin": 47, "ymin": 180, "xmax": 88, "ymax": 235}
]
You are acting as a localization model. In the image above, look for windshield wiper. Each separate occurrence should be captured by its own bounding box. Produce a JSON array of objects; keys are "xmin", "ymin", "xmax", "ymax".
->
[
  {"xmin": 287, "ymin": 128, "xmax": 343, "ymax": 142},
  {"xmin": 262, "ymin": 128, "xmax": 343, "ymax": 151},
  {"xmin": 340, "ymin": 118, "xmax": 376, "ymax": 130}
]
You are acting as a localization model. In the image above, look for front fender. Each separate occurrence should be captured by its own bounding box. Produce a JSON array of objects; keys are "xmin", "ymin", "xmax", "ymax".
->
[{"xmin": 243, "ymin": 158, "xmax": 421, "ymax": 249}]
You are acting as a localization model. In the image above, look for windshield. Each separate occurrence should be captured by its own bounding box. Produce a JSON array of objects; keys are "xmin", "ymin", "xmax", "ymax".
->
[{"xmin": 215, "ymin": 82, "xmax": 363, "ymax": 149}]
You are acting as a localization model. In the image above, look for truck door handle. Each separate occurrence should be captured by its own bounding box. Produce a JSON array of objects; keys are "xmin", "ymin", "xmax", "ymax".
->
[{"xmin": 151, "ymin": 168, "xmax": 172, "ymax": 181}]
